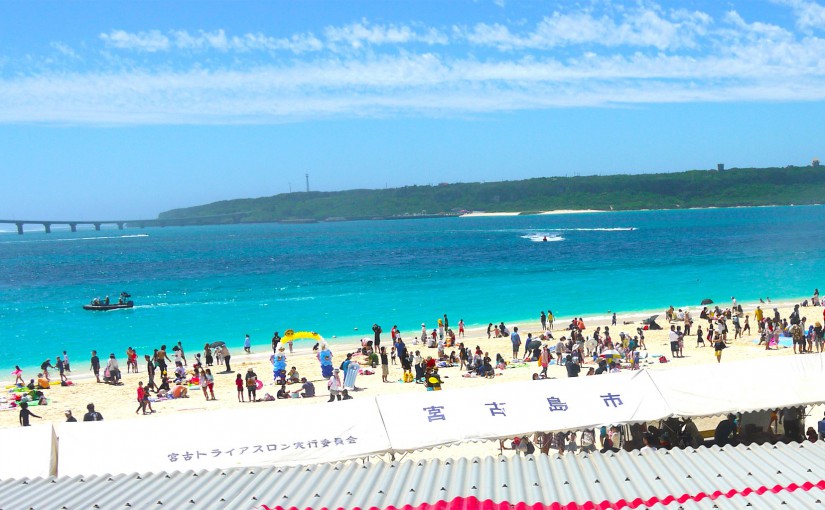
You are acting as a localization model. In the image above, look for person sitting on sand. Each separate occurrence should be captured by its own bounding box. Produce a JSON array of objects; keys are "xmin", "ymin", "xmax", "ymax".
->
[
  {"xmin": 171, "ymin": 382, "xmax": 189, "ymax": 399},
  {"xmin": 105, "ymin": 354, "xmax": 121, "ymax": 384},
  {"xmin": 287, "ymin": 366, "xmax": 300, "ymax": 383},
  {"xmin": 36, "ymin": 373, "xmax": 50, "ymax": 389},
  {"xmin": 299, "ymin": 377, "xmax": 315, "ymax": 398},
  {"xmin": 276, "ymin": 384, "xmax": 290, "ymax": 399}
]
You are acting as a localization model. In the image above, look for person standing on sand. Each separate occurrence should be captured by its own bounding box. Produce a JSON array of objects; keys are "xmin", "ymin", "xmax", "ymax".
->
[
  {"xmin": 372, "ymin": 323, "xmax": 382, "ymax": 351},
  {"xmin": 547, "ymin": 310, "xmax": 555, "ymax": 331},
  {"xmin": 714, "ymin": 334, "xmax": 726, "ymax": 363},
  {"xmin": 380, "ymin": 346, "xmax": 389, "ymax": 382},
  {"xmin": 755, "ymin": 306, "xmax": 764, "ymax": 332},
  {"xmin": 271, "ymin": 332, "xmax": 281, "ymax": 354},
  {"xmin": 19, "ymin": 402, "xmax": 40, "ymax": 427},
  {"xmin": 539, "ymin": 345, "xmax": 550, "ymax": 378},
  {"xmin": 458, "ymin": 319, "xmax": 465, "ymax": 338},
  {"xmin": 56, "ymin": 356, "xmax": 68, "ymax": 383},
  {"xmin": 245, "ymin": 368, "xmax": 258, "ymax": 402},
  {"xmin": 90, "ymin": 350, "xmax": 101, "ymax": 383},
  {"xmin": 612, "ymin": 313, "xmax": 617, "ymax": 326},
  {"xmin": 510, "ymin": 327, "xmax": 521, "ymax": 360},
  {"xmin": 156, "ymin": 345, "xmax": 171, "ymax": 373},
  {"xmin": 205, "ymin": 369, "xmax": 215, "ymax": 399},
  {"xmin": 63, "ymin": 351, "xmax": 71, "ymax": 372},
  {"xmin": 669, "ymin": 325, "xmax": 680, "ymax": 359},
  {"xmin": 235, "ymin": 373, "xmax": 244, "ymax": 402},
  {"xmin": 136, "ymin": 381, "xmax": 148, "ymax": 414},
  {"xmin": 177, "ymin": 341, "xmax": 187, "ymax": 365},
  {"xmin": 221, "ymin": 345, "xmax": 231, "ymax": 372},
  {"xmin": 540, "ymin": 312, "xmax": 547, "ymax": 331},
  {"xmin": 145, "ymin": 355, "xmax": 158, "ymax": 393},
  {"xmin": 328, "ymin": 368, "xmax": 343, "ymax": 402}
]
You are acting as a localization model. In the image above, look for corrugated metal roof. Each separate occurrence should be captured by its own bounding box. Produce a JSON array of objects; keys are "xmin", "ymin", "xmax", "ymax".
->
[{"xmin": 0, "ymin": 442, "xmax": 823, "ymax": 510}]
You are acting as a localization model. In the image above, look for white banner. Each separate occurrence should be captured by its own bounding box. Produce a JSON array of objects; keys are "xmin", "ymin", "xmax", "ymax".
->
[
  {"xmin": 0, "ymin": 424, "xmax": 56, "ymax": 479},
  {"xmin": 58, "ymin": 398, "xmax": 390, "ymax": 477},
  {"xmin": 377, "ymin": 370, "xmax": 671, "ymax": 451}
]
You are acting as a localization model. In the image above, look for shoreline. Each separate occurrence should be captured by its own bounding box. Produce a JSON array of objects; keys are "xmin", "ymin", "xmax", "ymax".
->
[{"xmin": 3, "ymin": 294, "xmax": 812, "ymax": 381}]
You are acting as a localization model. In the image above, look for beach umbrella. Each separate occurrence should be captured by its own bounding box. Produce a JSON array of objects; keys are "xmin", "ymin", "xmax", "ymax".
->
[
  {"xmin": 280, "ymin": 330, "xmax": 323, "ymax": 344},
  {"xmin": 209, "ymin": 340, "xmax": 226, "ymax": 348},
  {"xmin": 599, "ymin": 349, "xmax": 622, "ymax": 360},
  {"xmin": 701, "ymin": 298, "xmax": 714, "ymax": 305}
]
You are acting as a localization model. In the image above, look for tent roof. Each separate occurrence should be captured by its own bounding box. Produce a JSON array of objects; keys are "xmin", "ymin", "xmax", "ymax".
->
[{"xmin": 0, "ymin": 442, "xmax": 823, "ymax": 510}]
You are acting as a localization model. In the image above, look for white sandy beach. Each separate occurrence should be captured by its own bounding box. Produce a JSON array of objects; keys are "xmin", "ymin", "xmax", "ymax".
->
[{"xmin": 3, "ymin": 295, "xmax": 821, "ymax": 467}]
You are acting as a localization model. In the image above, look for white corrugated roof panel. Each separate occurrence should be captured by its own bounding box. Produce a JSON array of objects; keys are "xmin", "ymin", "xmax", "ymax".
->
[{"xmin": 0, "ymin": 442, "xmax": 823, "ymax": 510}]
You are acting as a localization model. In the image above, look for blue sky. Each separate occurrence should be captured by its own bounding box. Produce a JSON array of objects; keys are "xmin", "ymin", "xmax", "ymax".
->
[{"xmin": 2, "ymin": 0, "xmax": 825, "ymax": 220}]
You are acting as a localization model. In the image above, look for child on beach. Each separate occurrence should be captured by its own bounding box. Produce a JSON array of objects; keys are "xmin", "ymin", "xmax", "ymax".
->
[
  {"xmin": 235, "ymin": 373, "xmax": 244, "ymax": 402},
  {"xmin": 205, "ymin": 369, "xmax": 215, "ymax": 399},
  {"xmin": 11, "ymin": 366, "xmax": 23, "ymax": 385},
  {"xmin": 200, "ymin": 369, "xmax": 210, "ymax": 401},
  {"xmin": 390, "ymin": 346, "xmax": 396, "ymax": 365}
]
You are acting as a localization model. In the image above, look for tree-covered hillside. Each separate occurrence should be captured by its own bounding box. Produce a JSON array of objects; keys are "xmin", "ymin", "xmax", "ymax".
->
[{"xmin": 159, "ymin": 166, "xmax": 825, "ymax": 222}]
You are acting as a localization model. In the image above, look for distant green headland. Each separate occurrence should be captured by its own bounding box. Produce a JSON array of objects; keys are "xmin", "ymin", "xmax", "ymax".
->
[{"xmin": 158, "ymin": 165, "xmax": 825, "ymax": 223}]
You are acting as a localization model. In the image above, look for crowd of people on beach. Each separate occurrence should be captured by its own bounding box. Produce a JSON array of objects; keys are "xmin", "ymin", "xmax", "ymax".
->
[{"xmin": 7, "ymin": 287, "xmax": 825, "ymax": 469}]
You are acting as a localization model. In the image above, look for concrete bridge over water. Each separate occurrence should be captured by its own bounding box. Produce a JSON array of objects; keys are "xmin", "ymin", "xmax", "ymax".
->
[{"xmin": 0, "ymin": 213, "xmax": 248, "ymax": 234}]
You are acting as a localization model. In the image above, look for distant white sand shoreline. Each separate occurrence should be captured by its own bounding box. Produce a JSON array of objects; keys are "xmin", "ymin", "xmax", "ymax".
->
[{"xmin": 460, "ymin": 209, "xmax": 605, "ymax": 217}]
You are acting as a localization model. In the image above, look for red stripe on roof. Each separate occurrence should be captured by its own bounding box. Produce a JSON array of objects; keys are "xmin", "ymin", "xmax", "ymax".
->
[{"xmin": 262, "ymin": 480, "xmax": 825, "ymax": 510}]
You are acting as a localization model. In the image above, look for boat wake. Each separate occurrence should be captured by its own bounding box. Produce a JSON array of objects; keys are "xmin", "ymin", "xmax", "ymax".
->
[{"xmin": 521, "ymin": 233, "xmax": 565, "ymax": 243}]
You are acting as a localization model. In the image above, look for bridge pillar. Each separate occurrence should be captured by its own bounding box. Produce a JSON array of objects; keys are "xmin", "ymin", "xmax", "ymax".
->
[
  {"xmin": 70, "ymin": 223, "xmax": 77, "ymax": 232},
  {"xmin": 117, "ymin": 222, "xmax": 124, "ymax": 230},
  {"xmin": 16, "ymin": 222, "xmax": 23, "ymax": 235},
  {"xmin": 43, "ymin": 223, "xmax": 51, "ymax": 234},
  {"xmin": 94, "ymin": 223, "xmax": 101, "ymax": 231}
]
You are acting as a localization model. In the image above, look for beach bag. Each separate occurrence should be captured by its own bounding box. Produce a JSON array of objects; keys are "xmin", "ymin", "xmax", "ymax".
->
[{"xmin": 658, "ymin": 356, "xmax": 668, "ymax": 363}]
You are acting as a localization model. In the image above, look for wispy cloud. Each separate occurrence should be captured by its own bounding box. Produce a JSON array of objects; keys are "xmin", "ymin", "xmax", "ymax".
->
[
  {"xmin": 773, "ymin": 0, "xmax": 825, "ymax": 31},
  {"xmin": 3, "ymin": 1, "xmax": 825, "ymax": 125},
  {"xmin": 460, "ymin": 6, "xmax": 711, "ymax": 50}
]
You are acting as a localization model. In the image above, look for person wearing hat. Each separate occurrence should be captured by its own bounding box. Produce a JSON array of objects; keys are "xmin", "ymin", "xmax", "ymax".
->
[
  {"xmin": 328, "ymin": 368, "xmax": 343, "ymax": 402},
  {"xmin": 245, "ymin": 368, "xmax": 258, "ymax": 402},
  {"xmin": 299, "ymin": 377, "xmax": 315, "ymax": 398},
  {"xmin": 83, "ymin": 403, "xmax": 103, "ymax": 422},
  {"xmin": 64, "ymin": 410, "xmax": 77, "ymax": 422}
]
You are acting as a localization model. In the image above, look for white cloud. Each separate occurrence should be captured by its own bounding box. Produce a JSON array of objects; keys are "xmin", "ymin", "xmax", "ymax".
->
[
  {"xmin": 50, "ymin": 42, "xmax": 79, "ymax": 59},
  {"xmin": 99, "ymin": 29, "xmax": 170, "ymax": 52},
  {"xmin": 461, "ymin": 6, "xmax": 711, "ymax": 50},
  {"xmin": 324, "ymin": 21, "xmax": 449, "ymax": 49},
  {"xmin": 6, "ymin": 1, "xmax": 825, "ymax": 125},
  {"xmin": 773, "ymin": 0, "xmax": 825, "ymax": 31}
]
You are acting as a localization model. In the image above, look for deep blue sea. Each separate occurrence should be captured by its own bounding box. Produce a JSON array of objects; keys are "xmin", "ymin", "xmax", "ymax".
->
[{"xmin": 1, "ymin": 206, "xmax": 822, "ymax": 373}]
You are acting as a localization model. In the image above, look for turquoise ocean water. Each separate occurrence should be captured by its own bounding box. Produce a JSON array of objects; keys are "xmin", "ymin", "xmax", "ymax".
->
[{"xmin": 1, "ymin": 205, "xmax": 822, "ymax": 374}]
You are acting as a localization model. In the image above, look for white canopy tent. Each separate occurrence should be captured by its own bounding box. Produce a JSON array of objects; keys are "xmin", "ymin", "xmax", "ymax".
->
[
  {"xmin": 58, "ymin": 398, "xmax": 390, "ymax": 477},
  {"xmin": 0, "ymin": 424, "xmax": 57, "ymax": 479},
  {"xmin": 647, "ymin": 353, "xmax": 825, "ymax": 418}
]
